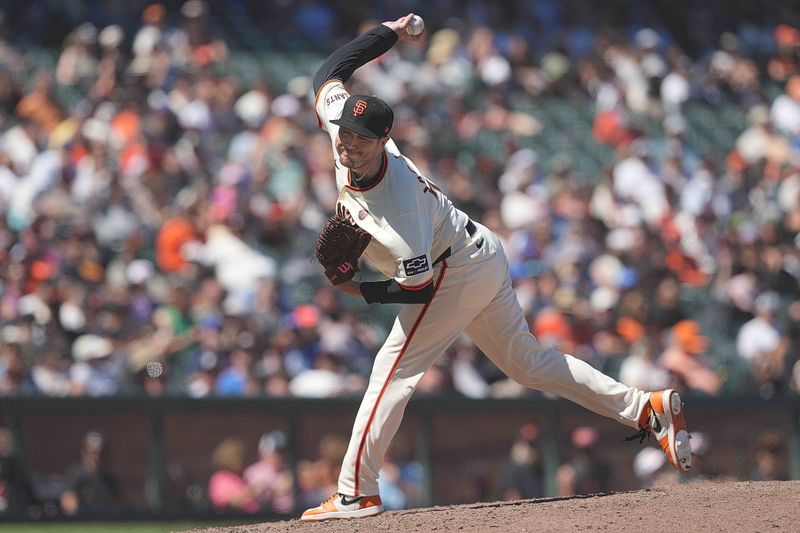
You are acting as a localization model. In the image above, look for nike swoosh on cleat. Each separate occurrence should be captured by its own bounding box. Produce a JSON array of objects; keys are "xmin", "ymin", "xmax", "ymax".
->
[
  {"xmin": 652, "ymin": 417, "xmax": 662, "ymax": 433},
  {"xmin": 340, "ymin": 495, "xmax": 363, "ymax": 506}
]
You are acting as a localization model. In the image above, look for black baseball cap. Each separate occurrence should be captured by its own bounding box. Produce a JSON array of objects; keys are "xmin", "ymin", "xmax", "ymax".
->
[{"xmin": 330, "ymin": 95, "xmax": 393, "ymax": 139}]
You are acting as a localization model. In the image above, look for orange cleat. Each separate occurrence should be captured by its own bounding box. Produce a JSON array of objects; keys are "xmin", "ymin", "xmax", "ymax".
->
[
  {"xmin": 301, "ymin": 492, "xmax": 384, "ymax": 521},
  {"xmin": 627, "ymin": 389, "xmax": 691, "ymax": 472}
]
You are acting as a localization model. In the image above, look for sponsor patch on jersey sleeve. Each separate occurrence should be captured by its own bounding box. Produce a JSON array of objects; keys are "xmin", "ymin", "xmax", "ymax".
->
[{"xmin": 402, "ymin": 254, "xmax": 430, "ymax": 277}]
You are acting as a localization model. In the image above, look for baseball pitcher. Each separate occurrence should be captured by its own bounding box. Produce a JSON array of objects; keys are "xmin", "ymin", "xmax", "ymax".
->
[{"xmin": 302, "ymin": 13, "xmax": 691, "ymax": 521}]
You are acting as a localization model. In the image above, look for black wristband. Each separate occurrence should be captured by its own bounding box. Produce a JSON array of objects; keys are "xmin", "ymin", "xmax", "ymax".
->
[
  {"xmin": 360, "ymin": 279, "xmax": 393, "ymax": 304},
  {"xmin": 360, "ymin": 279, "xmax": 435, "ymax": 305}
]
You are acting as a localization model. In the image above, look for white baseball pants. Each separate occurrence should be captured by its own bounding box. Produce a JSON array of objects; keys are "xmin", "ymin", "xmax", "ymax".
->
[{"xmin": 338, "ymin": 225, "xmax": 650, "ymax": 497}]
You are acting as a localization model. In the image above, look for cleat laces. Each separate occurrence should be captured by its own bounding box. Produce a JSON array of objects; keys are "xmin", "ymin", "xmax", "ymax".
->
[{"xmin": 624, "ymin": 426, "xmax": 651, "ymax": 444}]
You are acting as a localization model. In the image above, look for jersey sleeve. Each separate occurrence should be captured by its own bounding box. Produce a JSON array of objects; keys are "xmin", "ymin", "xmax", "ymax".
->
[{"xmin": 314, "ymin": 80, "xmax": 350, "ymax": 136}]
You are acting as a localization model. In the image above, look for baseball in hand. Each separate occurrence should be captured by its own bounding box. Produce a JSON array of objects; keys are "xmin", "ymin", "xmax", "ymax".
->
[{"xmin": 406, "ymin": 15, "xmax": 425, "ymax": 36}]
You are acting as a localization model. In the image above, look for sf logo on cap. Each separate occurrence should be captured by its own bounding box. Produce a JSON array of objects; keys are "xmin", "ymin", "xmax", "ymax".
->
[{"xmin": 354, "ymin": 100, "xmax": 368, "ymax": 116}]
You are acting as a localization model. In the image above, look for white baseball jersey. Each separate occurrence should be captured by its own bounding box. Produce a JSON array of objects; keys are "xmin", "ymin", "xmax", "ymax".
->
[
  {"xmin": 316, "ymin": 79, "xmax": 473, "ymax": 289},
  {"xmin": 315, "ymin": 79, "xmax": 651, "ymax": 498}
]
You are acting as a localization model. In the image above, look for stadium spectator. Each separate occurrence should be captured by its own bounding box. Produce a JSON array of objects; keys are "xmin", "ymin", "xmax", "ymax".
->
[
  {"xmin": 555, "ymin": 426, "xmax": 611, "ymax": 496},
  {"xmin": 214, "ymin": 348, "xmax": 255, "ymax": 396},
  {"xmin": 767, "ymin": 25, "xmax": 800, "ymax": 83},
  {"xmin": 0, "ymin": 426, "xmax": 33, "ymax": 516},
  {"xmin": 55, "ymin": 23, "xmax": 98, "ymax": 88},
  {"xmin": 0, "ymin": 0, "xmax": 795, "ymax": 407},
  {"xmin": 648, "ymin": 277, "xmax": 686, "ymax": 330},
  {"xmin": 0, "ymin": 341, "xmax": 25, "ymax": 395},
  {"xmin": 736, "ymin": 291, "xmax": 788, "ymax": 392},
  {"xmin": 207, "ymin": 437, "xmax": 258, "ymax": 514},
  {"xmin": 243, "ymin": 430, "xmax": 294, "ymax": 514},
  {"xmin": 68, "ymin": 334, "xmax": 124, "ymax": 397},
  {"xmin": 618, "ymin": 340, "xmax": 671, "ymax": 392},
  {"xmin": 658, "ymin": 320, "xmax": 722, "ymax": 396},
  {"xmin": 786, "ymin": 301, "xmax": 800, "ymax": 394},
  {"xmin": 750, "ymin": 430, "xmax": 790, "ymax": 482},
  {"xmin": 499, "ymin": 422, "xmax": 544, "ymax": 500},
  {"xmin": 296, "ymin": 433, "xmax": 348, "ymax": 509},
  {"xmin": 15, "ymin": 73, "xmax": 62, "ymax": 135},
  {"xmin": 769, "ymin": 75, "xmax": 800, "ymax": 137},
  {"xmin": 377, "ymin": 438, "xmax": 424, "ymax": 511},
  {"xmin": 59, "ymin": 431, "xmax": 120, "ymax": 516}
]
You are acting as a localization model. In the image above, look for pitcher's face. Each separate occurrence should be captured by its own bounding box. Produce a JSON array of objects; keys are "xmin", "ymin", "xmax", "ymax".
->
[{"xmin": 336, "ymin": 128, "xmax": 386, "ymax": 172}]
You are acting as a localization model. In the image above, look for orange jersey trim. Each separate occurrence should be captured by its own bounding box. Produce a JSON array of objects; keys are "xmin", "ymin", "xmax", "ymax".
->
[
  {"xmin": 353, "ymin": 261, "xmax": 447, "ymax": 495},
  {"xmin": 314, "ymin": 79, "xmax": 344, "ymax": 129}
]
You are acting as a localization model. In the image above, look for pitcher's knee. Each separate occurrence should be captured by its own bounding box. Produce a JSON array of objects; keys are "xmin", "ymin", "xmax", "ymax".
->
[{"xmin": 508, "ymin": 334, "xmax": 564, "ymax": 377}]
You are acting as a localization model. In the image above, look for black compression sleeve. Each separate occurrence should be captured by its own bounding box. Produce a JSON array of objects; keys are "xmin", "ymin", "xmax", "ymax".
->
[
  {"xmin": 360, "ymin": 279, "xmax": 435, "ymax": 305},
  {"xmin": 313, "ymin": 24, "xmax": 399, "ymax": 94}
]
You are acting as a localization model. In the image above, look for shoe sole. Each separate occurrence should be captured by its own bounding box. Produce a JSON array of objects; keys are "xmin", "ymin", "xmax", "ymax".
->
[
  {"xmin": 661, "ymin": 390, "xmax": 691, "ymax": 472},
  {"xmin": 300, "ymin": 505, "xmax": 384, "ymax": 522}
]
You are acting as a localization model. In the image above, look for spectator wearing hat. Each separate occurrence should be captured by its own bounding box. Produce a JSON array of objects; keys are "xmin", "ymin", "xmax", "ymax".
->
[
  {"xmin": 229, "ymin": 86, "xmax": 270, "ymax": 169},
  {"xmin": 243, "ymin": 430, "xmax": 294, "ymax": 514},
  {"xmin": 68, "ymin": 334, "xmax": 123, "ymax": 397},
  {"xmin": 658, "ymin": 320, "xmax": 722, "ymax": 396}
]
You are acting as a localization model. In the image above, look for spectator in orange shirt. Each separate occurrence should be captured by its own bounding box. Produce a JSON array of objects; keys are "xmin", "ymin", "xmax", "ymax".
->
[
  {"xmin": 156, "ymin": 215, "xmax": 198, "ymax": 272},
  {"xmin": 15, "ymin": 73, "xmax": 63, "ymax": 134},
  {"xmin": 658, "ymin": 320, "xmax": 721, "ymax": 396}
]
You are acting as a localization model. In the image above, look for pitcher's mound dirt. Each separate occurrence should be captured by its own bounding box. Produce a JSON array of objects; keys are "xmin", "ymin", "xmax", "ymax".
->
[{"xmin": 187, "ymin": 480, "xmax": 800, "ymax": 533}]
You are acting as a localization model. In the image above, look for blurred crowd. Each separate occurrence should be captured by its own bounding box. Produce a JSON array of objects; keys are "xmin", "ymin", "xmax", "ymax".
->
[
  {"xmin": 0, "ymin": 0, "xmax": 798, "ymax": 403},
  {"xmin": 209, "ymin": 428, "xmax": 422, "ymax": 516},
  {"xmin": 1, "ymin": 419, "xmax": 790, "ymax": 518},
  {"xmin": 498, "ymin": 422, "xmax": 790, "ymax": 499},
  {"xmin": 0, "ymin": 424, "xmax": 424, "ymax": 517}
]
